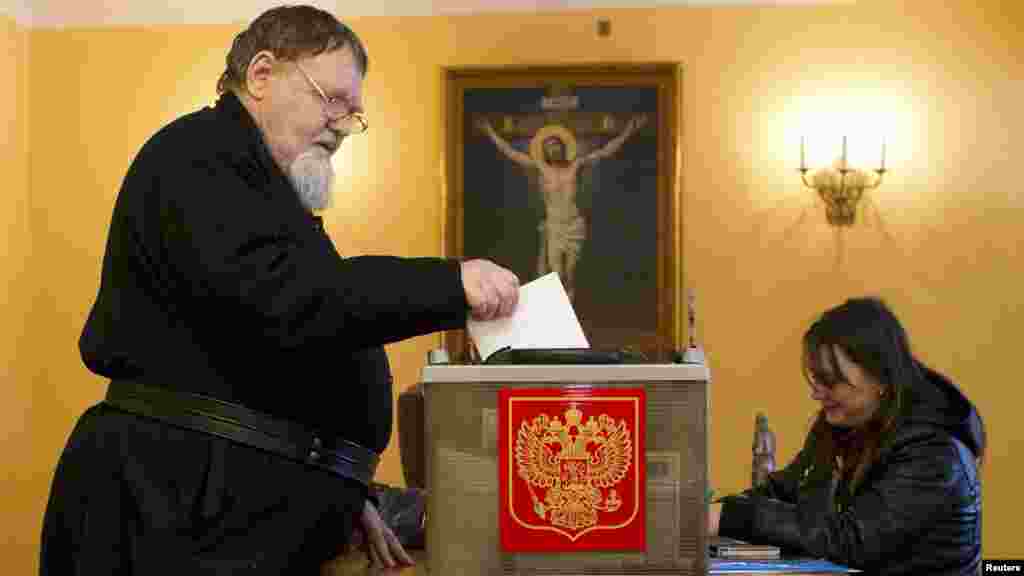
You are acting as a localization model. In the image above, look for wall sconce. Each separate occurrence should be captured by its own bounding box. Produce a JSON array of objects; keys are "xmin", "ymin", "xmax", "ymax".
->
[{"xmin": 799, "ymin": 136, "xmax": 887, "ymax": 226}]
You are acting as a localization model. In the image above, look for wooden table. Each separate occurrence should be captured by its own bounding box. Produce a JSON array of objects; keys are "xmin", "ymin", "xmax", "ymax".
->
[
  {"xmin": 321, "ymin": 551, "xmax": 424, "ymax": 576},
  {"xmin": 322, "ymin": 551, "xmax": 847, "ymax": 575}
]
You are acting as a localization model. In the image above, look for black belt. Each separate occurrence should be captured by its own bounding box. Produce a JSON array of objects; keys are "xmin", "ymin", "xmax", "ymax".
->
[{"xmin": 103, "ymin": 379, "xmax": 380, "ymax": 487}]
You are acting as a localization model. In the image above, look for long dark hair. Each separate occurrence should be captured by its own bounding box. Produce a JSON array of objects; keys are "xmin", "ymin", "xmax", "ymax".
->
[{"xmin": 801, "ymin": 297, "xmax": 922, "ymax": 491}]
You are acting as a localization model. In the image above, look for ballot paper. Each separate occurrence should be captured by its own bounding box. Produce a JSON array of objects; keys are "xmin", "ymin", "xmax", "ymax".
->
[{"xmin": 467, "ymin": 272, "xmax": 589, "ymax": 361}]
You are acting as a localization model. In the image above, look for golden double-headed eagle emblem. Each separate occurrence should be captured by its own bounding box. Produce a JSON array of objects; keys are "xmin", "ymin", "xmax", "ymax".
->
[{"xmin": 514, "ymin": 405, "xmax": 633, "ymax": 537}]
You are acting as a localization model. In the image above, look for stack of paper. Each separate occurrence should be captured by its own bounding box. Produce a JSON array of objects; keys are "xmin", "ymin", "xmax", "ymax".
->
[{"xmin": 710, "ymin": 537, "xmax": 781, "ymax": 560}]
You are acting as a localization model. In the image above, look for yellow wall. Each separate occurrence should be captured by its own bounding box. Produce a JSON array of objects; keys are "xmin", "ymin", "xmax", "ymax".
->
[
  {"xmin": 0, "ymin": 13, "xmax": 38, "ymax": 576},
  {"xmin": 12, "ymin": 1, "xmax": 1021, "ymax": 572}
]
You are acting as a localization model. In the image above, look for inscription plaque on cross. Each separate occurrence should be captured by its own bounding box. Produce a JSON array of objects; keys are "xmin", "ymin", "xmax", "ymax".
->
[{"xmin": 481, "ymin": 85, "xmax": 623, "ymax": 143}]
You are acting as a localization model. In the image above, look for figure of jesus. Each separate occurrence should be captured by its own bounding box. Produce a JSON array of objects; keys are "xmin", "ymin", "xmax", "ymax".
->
[{"xmin": 477, "ymin": 114, "xmax": 647, "ymax": 302}]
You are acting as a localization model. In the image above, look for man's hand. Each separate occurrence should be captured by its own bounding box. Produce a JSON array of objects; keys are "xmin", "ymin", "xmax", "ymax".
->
[
  {"xmin": 355, "ymin": 499, "xmax": 414, "ymax": 570},
  {"xmin": 460, "ymin": 259, "xmax": 520, "ymax": 321}
]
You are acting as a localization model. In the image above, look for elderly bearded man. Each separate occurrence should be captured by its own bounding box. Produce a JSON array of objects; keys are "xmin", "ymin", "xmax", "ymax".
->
[{"xmin": 40, "ymin": 6, "xmax": 519, "ymax": 575}]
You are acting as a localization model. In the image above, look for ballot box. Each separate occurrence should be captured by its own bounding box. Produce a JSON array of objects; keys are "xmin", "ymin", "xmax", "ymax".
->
[{"xmin": 420, "ymin": 363, "xmax": 710, "ymax": 575}]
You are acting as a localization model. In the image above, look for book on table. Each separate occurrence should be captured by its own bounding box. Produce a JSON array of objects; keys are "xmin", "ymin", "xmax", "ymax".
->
[{"xmin": 709, "ymin": 536, "xmax": 781, "ymax": 559}]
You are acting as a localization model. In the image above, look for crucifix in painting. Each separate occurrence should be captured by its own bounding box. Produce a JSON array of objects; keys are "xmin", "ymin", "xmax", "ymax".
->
[
  {"xmin": 474, "ymin": 84, "xmax": 648, "ymax": 304},
  {"xmin": 454, "ymin": 69, "xmax": 676, "ymax": 360}
]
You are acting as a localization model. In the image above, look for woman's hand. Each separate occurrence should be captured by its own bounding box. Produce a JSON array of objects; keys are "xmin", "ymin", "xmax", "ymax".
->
[{"xmin": 708, "ymin": 502, "xmax": 722, "ymax": 536}]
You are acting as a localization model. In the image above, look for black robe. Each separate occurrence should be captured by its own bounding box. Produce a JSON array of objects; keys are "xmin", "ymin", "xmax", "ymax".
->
[{"xmin": 41, "ymin": 91, "xmax": 468, "ymax": 574}]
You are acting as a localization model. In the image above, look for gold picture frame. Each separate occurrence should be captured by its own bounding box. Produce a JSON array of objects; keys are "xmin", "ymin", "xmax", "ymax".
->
[{"xmin": 443, "ymin": 63, "xmax": 683, "ymax": 362}]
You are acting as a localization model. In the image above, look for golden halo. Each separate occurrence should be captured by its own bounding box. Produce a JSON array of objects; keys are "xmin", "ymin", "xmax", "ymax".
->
[{"xmin": 529, "ymin": 124, "xmax": 578, "ymax": 164}]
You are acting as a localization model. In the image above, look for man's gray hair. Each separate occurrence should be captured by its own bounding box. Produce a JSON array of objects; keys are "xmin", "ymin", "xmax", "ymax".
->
[{"xmin": 217, "ymin": 5, "xmax": 368, "ymax": 95}]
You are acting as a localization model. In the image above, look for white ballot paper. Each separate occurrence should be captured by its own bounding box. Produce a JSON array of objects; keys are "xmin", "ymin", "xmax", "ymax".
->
[{"xmin": 467, "ymin": 272, "xmax": 589, "ymax": 361}]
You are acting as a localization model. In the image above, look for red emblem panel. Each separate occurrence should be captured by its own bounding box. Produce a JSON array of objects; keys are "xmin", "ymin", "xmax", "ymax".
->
[{"xmin": 499, "ymin": 387, "xmax": 646, "ymax": 552}]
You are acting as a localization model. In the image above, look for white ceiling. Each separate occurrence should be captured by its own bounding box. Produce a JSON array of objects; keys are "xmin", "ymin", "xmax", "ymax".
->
[{"xmin": 4, "ymin": 0, "xmax": 850, "ymax": 27}]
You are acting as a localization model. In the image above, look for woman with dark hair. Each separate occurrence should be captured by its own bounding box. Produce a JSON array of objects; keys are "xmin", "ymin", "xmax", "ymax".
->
[{"xmin": 709, "ymin": 297, "xmax": 985, "ymax": 576}]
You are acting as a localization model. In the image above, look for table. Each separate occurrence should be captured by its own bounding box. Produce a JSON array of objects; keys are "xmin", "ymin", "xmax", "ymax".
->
[{"xmin": 322, "ymin": 552, "xmax": 856, "ymax": 575}]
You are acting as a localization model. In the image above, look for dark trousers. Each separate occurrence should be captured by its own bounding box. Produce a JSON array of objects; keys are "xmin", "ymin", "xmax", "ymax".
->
[{"xmin": 40, "ymin": 404, "xmax": 366, "ymax": 575}]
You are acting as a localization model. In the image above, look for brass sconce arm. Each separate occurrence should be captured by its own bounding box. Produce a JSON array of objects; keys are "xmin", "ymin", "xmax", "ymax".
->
[{"xmin": 799, "ymin": 165, "xmax": 887, "ymax": 227}]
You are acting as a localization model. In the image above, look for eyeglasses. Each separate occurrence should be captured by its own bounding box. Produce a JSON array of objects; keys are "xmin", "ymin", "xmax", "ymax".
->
[
  {"xmin": 807, "ymin": 370, "xmax": 849, "ymax": 391},
  {"xmin": 294, "ymin": 62, "xmax": 368, "ymax": 135}
]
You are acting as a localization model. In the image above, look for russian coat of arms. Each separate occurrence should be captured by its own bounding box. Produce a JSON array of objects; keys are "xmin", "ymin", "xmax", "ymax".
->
[{"xmin": 499, "ymin": 388, "xmax": 646, "ymax": 552}]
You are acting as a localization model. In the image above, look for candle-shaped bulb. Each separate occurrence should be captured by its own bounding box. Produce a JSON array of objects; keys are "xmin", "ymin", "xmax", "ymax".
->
[
  {"xmin": 800, "ymin": 136, "xmax": 806, "ymax": 170},
  {"xmin": 880, "ymin": 138, "xmax": 887, "ymax": 171},
  {"xmin": 841, "ymin": 136, "xmax": 848, "ymax": 169}
]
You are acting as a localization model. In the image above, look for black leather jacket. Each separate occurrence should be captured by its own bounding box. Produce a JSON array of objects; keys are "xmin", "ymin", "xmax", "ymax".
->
[{"xmin": 719, "ymin": 365, "xmax": 983, "ymax": 575}]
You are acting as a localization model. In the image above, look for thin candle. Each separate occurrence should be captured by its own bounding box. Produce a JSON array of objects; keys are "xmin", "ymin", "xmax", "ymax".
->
[
  {"xmin": 841, "ymin": 136, "xmax": 848, "ymax": 169},
  {"xmin": 800, "ymin": 136, "xmax": 806, "ymax": 170},
  {"xmin": 881, "ymin": 138, "xmax": 887, "ymax": 171}
]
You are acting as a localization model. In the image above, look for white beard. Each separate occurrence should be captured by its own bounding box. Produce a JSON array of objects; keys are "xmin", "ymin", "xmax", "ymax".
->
[{"xmin": 288, "ymin": 147, "xmax": 335, "ymax": 212}]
